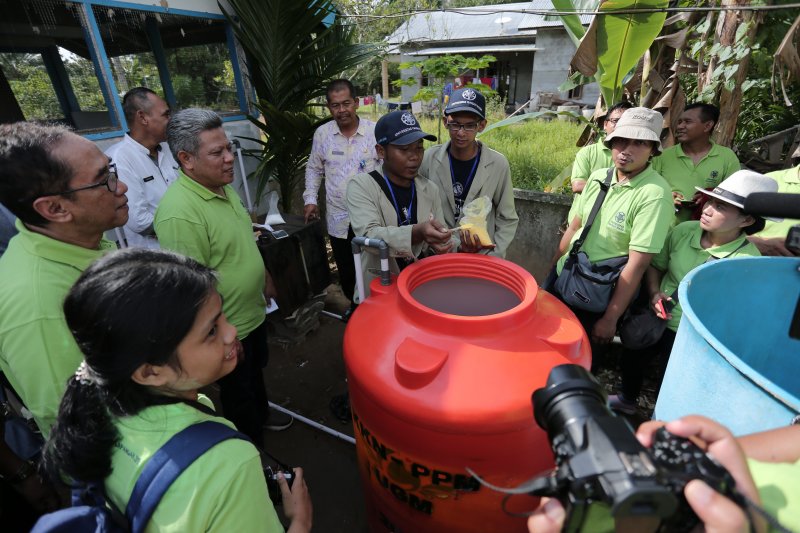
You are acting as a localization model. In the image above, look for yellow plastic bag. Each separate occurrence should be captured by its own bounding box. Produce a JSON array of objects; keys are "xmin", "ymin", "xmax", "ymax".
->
[{"xmin": 459, "ymin": 196, "xmax": 493, "ymax": 247}]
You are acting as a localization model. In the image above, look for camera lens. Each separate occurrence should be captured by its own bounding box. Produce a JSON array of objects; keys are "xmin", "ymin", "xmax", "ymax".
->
[{"xmin": 532, "ymin": 364, "xmax": 610, "ymax": 444}]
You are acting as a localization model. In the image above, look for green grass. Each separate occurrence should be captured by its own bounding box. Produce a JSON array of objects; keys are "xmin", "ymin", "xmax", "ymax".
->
[{"xmin": 360, "ymin": 108, "xmax": 584, "ymax": 192}]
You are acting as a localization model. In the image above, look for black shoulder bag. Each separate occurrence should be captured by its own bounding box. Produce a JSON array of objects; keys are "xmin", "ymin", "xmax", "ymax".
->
[{"xmin": 554, "ymin": 168, "xmax": 629, "ymax": 313}]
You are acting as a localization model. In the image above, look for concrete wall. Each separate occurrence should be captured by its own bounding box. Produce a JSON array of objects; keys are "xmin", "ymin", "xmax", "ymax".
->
[
  {"xmin": 504, "ymin": 189, "xmax": 573, "ymax": 282},
  {"xmin": 529, "ymin": 28, "xmax": 600, "ymax": 106}
]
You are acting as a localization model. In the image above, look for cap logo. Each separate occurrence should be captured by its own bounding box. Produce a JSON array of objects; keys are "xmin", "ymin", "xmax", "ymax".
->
[
  {"xmin": 400, "ymin": 112, "xmax": 416, "ymax": 126},
  {"xmin": 462, "ymin": 89, "xmax": 477, "ymax": 101}
]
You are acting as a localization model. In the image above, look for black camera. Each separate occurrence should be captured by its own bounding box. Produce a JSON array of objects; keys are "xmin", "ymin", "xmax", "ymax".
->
[
  {"xmin": 529, "ymin": 364, "xmax": 745, "ymax": 532},
  {"xmin": 264, "ymin": 465, "xmax": 294, "ymax": 505}
]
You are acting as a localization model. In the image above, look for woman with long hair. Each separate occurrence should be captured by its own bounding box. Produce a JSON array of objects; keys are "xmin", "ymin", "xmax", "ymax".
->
[{"xmin": 43, "ymin": 248, "xmax": 312, "ymax": 532}]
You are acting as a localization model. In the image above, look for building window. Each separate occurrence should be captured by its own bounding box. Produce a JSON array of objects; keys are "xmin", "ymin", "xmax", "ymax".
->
[
  {"xmin": 92, "ymin": 6, "xmax": 241, "ymax": 114},
  {"xmin": 0, "ymin": 0, "xmax": 245, "ymax": 134},
  {"xmin": 568, "ymin": 85, "xmax": 583, "ymax": 100}
]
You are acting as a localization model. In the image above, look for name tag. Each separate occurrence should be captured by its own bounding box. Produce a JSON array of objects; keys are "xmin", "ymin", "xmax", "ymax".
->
[
  {"xmin": 331, "ymin": 150, "xmax": 345, "ymax": 156},
  {"xmin": 143, "ymin": 176, "xmax": 154, "ymax": 183}
]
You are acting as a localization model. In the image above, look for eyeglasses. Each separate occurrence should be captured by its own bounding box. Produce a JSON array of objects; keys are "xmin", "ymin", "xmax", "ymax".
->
[
  {"xmin": 445, "ymin": 121, "xmax": 479, "ymax": 132},
  {"xmin": 48, "ymin": 164, "xmax": 119, "ymax": 197},
  {"xmin": 606, "ymin": 118, "xmax": 621, "ymax": 125},
  {"xmin": 328, "ymin": 100, "xmax": 355, "ymax": 111}
]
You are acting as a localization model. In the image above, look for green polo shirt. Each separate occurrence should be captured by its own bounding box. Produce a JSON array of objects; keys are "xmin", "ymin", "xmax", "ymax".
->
[
  {"xmin": 571, "ymin": 141, "xmax": 613, "ymax": 185},
  {"xmin": 651, "ymin": 221, "xmax": 760, "ymax": 332},
  {"xmin": 758, "ymin": 165, "xmax": 800, "ymax": 239},
  {"xmin": 107, "ymin": 395, "xmax": 284, "ymax": 532},
  {"xmin": 155, "ymin": 172, "xmax": 266, "ymax": 338},
  {"xmin": 568, "ymin": 142, "xmax": 614, "ymax": 223},
  {"xmin": 0, "ymin": 221, "xmax": 115, "ymax": 435},
  {"xmin": 652, "ymin": 141, "xmax": 740, "ymax": 222},
  {"xmin": 557, "ymin": 165, "xmax": 674, "ymax": 274}
]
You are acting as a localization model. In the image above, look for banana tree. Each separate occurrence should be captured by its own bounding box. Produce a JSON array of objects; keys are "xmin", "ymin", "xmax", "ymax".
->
[{"xmin": 221, "ymin": 0, "xmax": 374, "ymax": 212}]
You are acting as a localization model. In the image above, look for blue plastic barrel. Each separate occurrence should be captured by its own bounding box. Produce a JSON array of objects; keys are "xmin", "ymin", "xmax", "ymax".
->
[{"xmin": 655, "ymin": 257, "xmax": 800, "ymax": 435}]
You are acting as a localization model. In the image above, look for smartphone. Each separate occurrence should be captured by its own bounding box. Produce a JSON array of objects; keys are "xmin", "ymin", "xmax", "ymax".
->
[{"xmin": 655, "ymin": 298, "xmax": 675, "ymax": 319}]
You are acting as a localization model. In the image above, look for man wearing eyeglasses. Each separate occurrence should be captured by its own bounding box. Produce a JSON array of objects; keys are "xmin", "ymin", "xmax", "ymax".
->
[
  {"xmin": 105, "ymin": 87, "xmax": 178, "ymax": 248},
  {"xmin": 303, "ymin": 79, "xmax": 379, "ymax": 312},
  {"xmin": 0, "ymin": 122, "xmax": 128, "ymax": 438},
  {"xmin": 419, "ymin": 87, "xmax": 518, "ymax": 257}
]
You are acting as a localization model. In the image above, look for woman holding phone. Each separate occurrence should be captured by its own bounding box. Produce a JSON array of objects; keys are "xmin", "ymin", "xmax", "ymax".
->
[
  {"xmin": 43, "ymin": 249, "xmax": 312, "ymax": 532},
  {"xmin": 608, "ymin": 171, "xmax": 776, "ymax": 415}
]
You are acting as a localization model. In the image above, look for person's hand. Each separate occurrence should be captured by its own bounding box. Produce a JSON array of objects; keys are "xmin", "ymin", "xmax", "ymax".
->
[
  {"xmin": 458, "ymin": 229, "xmax": 496, "ymax": 254},
  {"xmin": 650, "ymin": 291, "xmax": 673, "ymax": 320},
  {"xmin": 747, "ymin": 235, "xmax": 796, "ymax": 257},
  {"xmin": 672, "ymin": 191, "xmax": 685, "ymax": 207},
  {"xmin": 281, "ymin": 467, "xmax": 313, "ymax": 533},
  {"xmin": 418, "ymin": 219, "xmax": 451, "ymax": 246},
  {"xmin": 14, "ymin": 471, "xmax": 60, "ymax": 513},
  {"xmin": 303, "ymin": 204, "xmax": 319, "ymax": 224},
  {"xmin": 591, "ymin": 314, "xmax": 617, "ymax": 344},
  {"xmin": 527, "ymin": 497, "xmax": 566, "ymax": 533},
  {"xmin": 637, "ymin": 416, "xmax": 764, "ymax": 533}
]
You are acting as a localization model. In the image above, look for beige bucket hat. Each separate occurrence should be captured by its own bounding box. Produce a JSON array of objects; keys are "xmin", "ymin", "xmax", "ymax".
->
[{"xmin": 603, "ymin": 107, "xmax": 664, "ymax": 155}]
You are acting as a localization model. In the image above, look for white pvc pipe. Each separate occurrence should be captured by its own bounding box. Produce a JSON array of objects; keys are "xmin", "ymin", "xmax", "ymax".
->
[
  {"xmin": 235, "ymin": 146, "xmax": 254, "ymax": 213},
  {"xmin": 268, "ymin": 402, "xmax": 355, "ymax": 445},
  {"xmin": 353, "ymin": 251, "xmax": 366, "ymax": 304},
  {"xmin": 114, "ymin": 227, "xmax": 127, "ymax": 248}
]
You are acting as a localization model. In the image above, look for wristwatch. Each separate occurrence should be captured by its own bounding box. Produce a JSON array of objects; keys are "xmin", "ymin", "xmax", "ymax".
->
[{"xmin": 0, "ymin": 459, "xmax": 37, "ymax": 484}]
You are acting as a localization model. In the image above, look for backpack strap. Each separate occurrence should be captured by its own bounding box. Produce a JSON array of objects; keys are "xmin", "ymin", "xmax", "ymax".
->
[
  {"xmin": 126, "ymin": 421, "xmax": 248, "ymax": 533},
  {"xmin": 568, "ymin": 167, "xmax": 615, "ymax": 258}
]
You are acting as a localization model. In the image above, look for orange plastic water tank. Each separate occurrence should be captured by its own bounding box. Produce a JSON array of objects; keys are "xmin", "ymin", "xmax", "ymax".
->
[{"xmin": 343, "ymin": 254, "xmax": 591, "ymax": 533}]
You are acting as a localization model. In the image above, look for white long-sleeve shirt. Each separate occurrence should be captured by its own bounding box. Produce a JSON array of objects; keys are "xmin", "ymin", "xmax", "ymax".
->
[
  {"xmin": 106, "ymin": 134, "xmax": 178, "ymax": 248},
  {"xmin": 303, "ymin": 118, "xmax": 379, "ymax": 238}
]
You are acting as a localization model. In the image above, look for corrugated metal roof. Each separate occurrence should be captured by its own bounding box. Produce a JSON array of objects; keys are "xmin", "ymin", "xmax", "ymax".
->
[
  {"xmin": 387, "ymin": 1, "xmax": 593, "ymax": 46},
  {"xmin": 387, "ymin": 3, "xmax": 535, "ymax": 45},
  {"xmin": 405, "ymin": 44, "xmax": 540, "ymax": 56},
  {"xmin": 518, "ymin": 0, "xmax": 594, "ymax": 30}
]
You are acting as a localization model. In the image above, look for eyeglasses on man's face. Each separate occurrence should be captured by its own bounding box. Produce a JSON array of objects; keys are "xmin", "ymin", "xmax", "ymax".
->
[
  {"xmin": 445, "ymin": 121, "xmax": 479, "ymax": 132},
  {"xmin": 48, "ymin": 163, "xmax": 119, "ymax": 197}
]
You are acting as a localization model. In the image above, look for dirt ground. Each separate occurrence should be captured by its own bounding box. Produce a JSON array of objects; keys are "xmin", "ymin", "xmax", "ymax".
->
[{"xmin": 256, "ymin": 282, "xmax": 658, "ymax": 532}]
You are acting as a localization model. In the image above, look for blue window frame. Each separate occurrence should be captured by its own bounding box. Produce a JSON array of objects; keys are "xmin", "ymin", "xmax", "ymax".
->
[{"xmin": 0, "ymin": 0, "xmax": 250, "ymax": 140}]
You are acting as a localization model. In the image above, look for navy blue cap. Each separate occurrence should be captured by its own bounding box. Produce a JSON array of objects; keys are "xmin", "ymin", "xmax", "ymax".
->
[
  {"xmin": 445, "ymin": 88, "xmax": 486, "ymax": 119},
  {"xmin": 375, "ymin": 110, "xmax": 436, "ymax": 146}
]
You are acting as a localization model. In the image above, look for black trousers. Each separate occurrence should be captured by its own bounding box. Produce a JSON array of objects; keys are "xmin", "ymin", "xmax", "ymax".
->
[
  {"xmin": 217, "ymin": 320, "xmax": 269, "ymax": 449},
  {"xmin": 330, "ymin": 227, "xmax": 356, "ymax": 305},
  {"xmin": 619, "ymin": 328, "xmax": 677, "ymax": 402}
]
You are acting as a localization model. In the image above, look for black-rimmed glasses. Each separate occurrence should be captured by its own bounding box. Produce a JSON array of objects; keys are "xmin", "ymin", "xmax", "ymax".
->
[
  {"xmin": 48, "ymin": 163, "xmax": 119, "ymax": 197},
  {"xmin": 445, "ymin": 121, "xmax": 479, "ymax": 132}
]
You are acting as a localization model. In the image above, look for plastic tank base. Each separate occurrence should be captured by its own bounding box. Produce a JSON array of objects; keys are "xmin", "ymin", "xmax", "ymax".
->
[{"xmin": 655, "ymin": 258, "xmax": 800, "ymax": 435}]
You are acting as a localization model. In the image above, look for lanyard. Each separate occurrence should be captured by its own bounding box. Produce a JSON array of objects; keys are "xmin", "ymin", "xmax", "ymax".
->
[
  {"xmin": 381, "ymin": 173, "xmax": 415, "ymax": 226},
  {"xmin": 448, "ymin": 146, "xmax": 481, "ymax": 203}
]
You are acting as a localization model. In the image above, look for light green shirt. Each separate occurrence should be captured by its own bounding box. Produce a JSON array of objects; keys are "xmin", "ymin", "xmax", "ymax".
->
[
  {"xmin": 108, "ymin": 395, "xmax": 284, "ymax": 532},
  {"xmin": 650, "ymin": 222, "xmax": 760, "ymax": 331},
  {"xmin": 557, "ymin": 165, "xmax": 674, "ymax": 273},
  {"xmin": 571, "ymin": 141, "xmax": 613, "ymax": 185},
  {"xmin": 748, "ymin": 457, "xmax": 800, "ymax": 533},
  {"xmin": 758, "ymin": 165, "xmax": 800, "ymax": 239},
  {"xmin": 0, "ymin": 221, "xmax": 114, "ymax": 435},
  {"xmin": 652, "ymin": 141, "xmax": 740, "ymax": 222},
  {"xmin": 155, "ymin": 172, "xmax": 266, "ymax": 338}
]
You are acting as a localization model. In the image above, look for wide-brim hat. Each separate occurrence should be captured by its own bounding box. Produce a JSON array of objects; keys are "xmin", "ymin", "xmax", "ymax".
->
[
  {"xmin": 375, "ymin": 110, "xmax": 436, "ymax": 146},
  {"xmin": 445, "ymin": 87, "xmax": 486, "ymax": 119},
  {"xmin": 695, "ymin": 169, "xmax": 781, "ymax": 221},
  {"xmin": 603, "ymin": 107, "xmax": 663, "ymax": 155}
]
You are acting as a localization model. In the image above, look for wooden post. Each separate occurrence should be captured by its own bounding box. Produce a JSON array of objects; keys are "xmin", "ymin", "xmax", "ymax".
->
[{"xmin": 381, "ymin": 59, "xmax": 389, "ymax": 100}]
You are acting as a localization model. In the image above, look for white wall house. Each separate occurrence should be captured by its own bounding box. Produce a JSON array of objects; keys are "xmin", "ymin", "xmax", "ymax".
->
[{"xmin": 386, "ymin": 1, "xmax": 600, "ymax": 111}]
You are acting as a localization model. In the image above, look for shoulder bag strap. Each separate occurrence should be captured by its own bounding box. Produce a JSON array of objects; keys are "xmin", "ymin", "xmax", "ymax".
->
[
  {"xmin": 126, "ymin": 421, "xmax": 248, "ymax": 533},
  {"xmin": 568, "ymin": 167, "xmax": 615, "ymax": 257}
]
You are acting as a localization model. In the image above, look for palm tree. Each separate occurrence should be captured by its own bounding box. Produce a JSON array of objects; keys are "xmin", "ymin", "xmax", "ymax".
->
[{"xmin": 221, "ymin": 0, "xmax": 374, "ymax": 212}]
